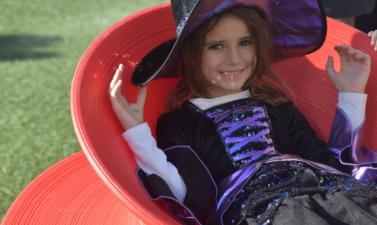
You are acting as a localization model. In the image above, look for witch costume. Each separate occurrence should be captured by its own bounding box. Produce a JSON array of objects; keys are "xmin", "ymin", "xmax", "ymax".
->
[{"xmin": 124, "ymin": 0, "xmax": 377, "ymax": 224}]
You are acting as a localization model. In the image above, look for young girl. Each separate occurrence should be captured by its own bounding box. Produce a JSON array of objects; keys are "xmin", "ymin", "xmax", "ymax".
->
[{"xmin": 109, "ymin": 1, "xmax": 377, "ymax": 224}]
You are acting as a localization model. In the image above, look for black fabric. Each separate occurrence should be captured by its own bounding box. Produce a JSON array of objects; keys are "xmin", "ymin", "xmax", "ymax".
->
[
  {"xmin": 157, "ymin": 102, "xmax": 237, "ymax": 185},
  {"xmin": 137, "ymin": 171, "xmax": 176, "ymax": 199},
  {"xmin": 166, "ymin": 146, "xmax": 217, "ymax": 223},
  {"xmin": 157, "ymin": 100, "xmax": 351, "ymax": 181},
  {"xmin": 320, "ymin": 0, "xmax": 376, "ymax": 18},
  {"xmin": 356, "ymin": 2, "xmax": 377, "ymax": 33},
  {"xmin": 146, "ymin": 99, "xmax": 358, "ymax": 224},
  {"xmin": 137, "ymin": 145, "xmax": 217, "ymax": 224},
  {"xmin": 224, "ymin": 160, "xmax": 377, "ymax": 225},
  {"xmin": 270, "ymin": 193, "xmax": 377, "ymax": 225},
  {"xmin": 266, "ymin": 101, "xmax": 351, "ymax": 173}
]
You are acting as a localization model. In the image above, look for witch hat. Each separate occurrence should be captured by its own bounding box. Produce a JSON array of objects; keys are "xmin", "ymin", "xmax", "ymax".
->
[{"xmin": 131, "ymin": 0, "xmax": 327, "ymax": 85}]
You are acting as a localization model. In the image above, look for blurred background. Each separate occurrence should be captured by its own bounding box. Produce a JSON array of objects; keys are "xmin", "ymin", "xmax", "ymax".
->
[
  {"xmin": 0, "ymin": 0, "xmax": 164, "ymax": 220},
  {"xmin": 321, "ymin": 0, "xmax": 377, "ymax": 31},
  {"xmin": 0, "ymin": 0, "xmax": 376, "ymax": 221}
]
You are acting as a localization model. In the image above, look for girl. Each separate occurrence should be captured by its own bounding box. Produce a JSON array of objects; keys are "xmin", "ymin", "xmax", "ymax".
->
[{"xmin": 110, "ymin": 1, "xmax": 377, "ymax": 224}]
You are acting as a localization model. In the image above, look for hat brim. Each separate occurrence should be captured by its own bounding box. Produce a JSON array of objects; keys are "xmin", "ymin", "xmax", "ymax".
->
[{"xmin": 132, "ymin": 0, "xmax": 327, "ymax": 85}]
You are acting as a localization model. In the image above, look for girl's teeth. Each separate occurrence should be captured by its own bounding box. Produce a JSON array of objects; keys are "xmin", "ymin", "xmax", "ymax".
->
[{"xmin": 223, "ymin": 71, "xmax": 241, "ymax": 76}]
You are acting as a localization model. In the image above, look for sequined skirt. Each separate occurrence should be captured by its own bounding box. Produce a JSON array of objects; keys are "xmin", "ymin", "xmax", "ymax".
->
[{"xmin": 224, "ymin": 161, "xmax": 377, "ymax": 225}]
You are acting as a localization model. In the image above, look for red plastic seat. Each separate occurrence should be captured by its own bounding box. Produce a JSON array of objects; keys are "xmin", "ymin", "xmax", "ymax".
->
[{"xmin": 69, "ymin": 3, "xmax": 377, "ymax": 225}]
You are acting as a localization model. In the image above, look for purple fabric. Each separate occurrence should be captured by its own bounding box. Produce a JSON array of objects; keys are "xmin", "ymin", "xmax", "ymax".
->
[
  {"xmin": 212, "ymin": 154, "xmax": 351, "ymax": 225},
  {"xmin": 328, "ymin": 107, "xmax": 354, "ymax": 156},
  {"xmin": 211, "ymin": 106, "xmax": 377, "ymax": 224},
  {"xmin": 136, "ymin": 106, "xmax": 377, "ymax": 224},
  {"xmin": 354, "ymin": 167, "xmax": 377, "ymax": 181},
  {"xmin": 328, "ymin": 107, "xmax": 377, "ymax": 182},
  {"xmin": 186, "ymin": 0, "xmax": 325, "ymax": 58},
  {"xmin": 329, "ymin": 107, "xmax": 377, "ymax": 166},
  {"xmin": 232, "ymin": 147, "xmax": 274, "ymax": 161},
  {"xmin": 213, "ymin": 161, "xmax": 265, "ymax": 225},
  {"xmin": 204, "ymin": 100, "xmax": 276, "ymax": 167}
]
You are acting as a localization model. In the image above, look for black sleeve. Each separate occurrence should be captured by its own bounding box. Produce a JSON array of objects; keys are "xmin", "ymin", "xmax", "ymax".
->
[
  {"xmin": 156, "ymin": 110, "xmax": 189, "ymax": 149},
  {"xmin": 269, "ymin": 101, "xmax": 352, "ymax": 173},
  {"xmin": 136, "ymin": 110, "xmax": 218, "ymax": 224},
  {"xmin": 157, "ymin": 106, "xmax": 237, "ymax": 183}
]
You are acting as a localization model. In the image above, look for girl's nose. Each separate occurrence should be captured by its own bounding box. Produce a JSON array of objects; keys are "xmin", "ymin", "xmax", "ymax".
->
[{"xmin": 226, "ymin": 47, "xmax": 241, "ymax": 64}]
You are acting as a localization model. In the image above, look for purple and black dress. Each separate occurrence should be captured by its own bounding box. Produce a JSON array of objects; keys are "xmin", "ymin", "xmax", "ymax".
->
[{"xmin": 137, "ymin": 97, "xmax": 377, "ymax": 225}]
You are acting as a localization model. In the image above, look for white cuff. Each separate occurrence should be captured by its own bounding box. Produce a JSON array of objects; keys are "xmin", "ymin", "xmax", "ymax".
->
[
  {"xmin": 122, "ymin": 123, "xmax": 187, "ymax": 203},
  {"xmin": 123, "ymin": 123, "xmax": 156, "ymax": 155},
  {"xmin": 337, "ymin": 92, "xmax": 367, "ymax": 130}
]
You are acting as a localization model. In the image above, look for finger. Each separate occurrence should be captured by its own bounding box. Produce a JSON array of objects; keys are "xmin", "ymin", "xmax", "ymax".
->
[
  {"xmin": 111, "ymin": 64, "xmax": 124, "ymax": 88},
  {"xmin": 136, "ymin": 85, "xmax": 148, "ymax": 107},
  {"xmin": 334, "ymin": 45, "xmax": 350, "ymax": 63},
  {"xmin": 353, "ymin": 51, "xmax": 370, "ymax": 62},
  {"xmin": 370, "ymin": 30, "xmax": 377, "ymax": 43},
  {"xmin": 353, "ymin": 53, "xmax": 365, "ymax": 61},
  {"xmin": 110, "ymin": 65, "xmax": 121, "ymax": 90},
  {"xmin": 326, "ymin": 56, "xmax": 337, "ymax": 79},
  {"xmin": 110, "ymin": 79, "xmax": 125, "ymax": 101},
  {"xmin": 110, "ymin": 64, "xmax": 124, "ymax": 89},
  {"xmin": 349, "ymin": 49, "xmax": 364, "ymax": 61},
  {"xmin": 372, "ymin": 31, "xmax": 377, "ymax": 51},
  {"xmin": 345, "ymin": 47, "xmax": 371, "ymax": 65},
  {"xmin": 359, "ymin": 53, "xmax": 371, "ymax": 64}
]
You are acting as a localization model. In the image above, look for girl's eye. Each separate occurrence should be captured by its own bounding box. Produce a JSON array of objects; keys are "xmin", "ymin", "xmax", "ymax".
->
[
  {"xmin": 208, "ymin": 43, "xmax": 223, "ymax": 50},
  {"xmin": 240, "ymin": 39, "xmax": 253, "ymax": 46}
]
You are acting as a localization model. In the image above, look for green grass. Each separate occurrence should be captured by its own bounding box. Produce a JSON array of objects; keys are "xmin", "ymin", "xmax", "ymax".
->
[{"xmin": 0, "ymin": 0, "xmax": 166, "ymax": 220}]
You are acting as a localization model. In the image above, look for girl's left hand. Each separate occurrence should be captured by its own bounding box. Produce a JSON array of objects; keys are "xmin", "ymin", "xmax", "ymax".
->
[
  {"xmin": 326, "ymin": 45, "xmax": 371, "ymax": 93},
  {"xmin": 368, "ymin": 30, "xmax": 377, "ymax": 51}
]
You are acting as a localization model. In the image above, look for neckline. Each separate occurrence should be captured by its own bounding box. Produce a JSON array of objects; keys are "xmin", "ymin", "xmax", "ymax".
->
[{"xmin": 189, "ymin": 90, "xmax": 251, "ymax": 110}]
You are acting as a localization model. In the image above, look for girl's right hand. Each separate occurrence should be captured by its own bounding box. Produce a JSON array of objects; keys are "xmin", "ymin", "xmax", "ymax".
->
[
  {"xmin": 368, "ymin": 30, "xmax": 377, "ymax": 51},
  {"xmin": 109, "ymin": 64, "xmax": 147, "ymax": 130}
]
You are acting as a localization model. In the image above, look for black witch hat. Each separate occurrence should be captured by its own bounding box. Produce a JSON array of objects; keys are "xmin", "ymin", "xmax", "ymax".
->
[{"xmin": 132, "ymin": 0, "xmax": 326, "ymax": 85}]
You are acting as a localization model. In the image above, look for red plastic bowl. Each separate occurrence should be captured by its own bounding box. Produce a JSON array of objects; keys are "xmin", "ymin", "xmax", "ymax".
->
[{"xmin": 70, "ymin": 3, "xmax": 377, "ymax": 225}]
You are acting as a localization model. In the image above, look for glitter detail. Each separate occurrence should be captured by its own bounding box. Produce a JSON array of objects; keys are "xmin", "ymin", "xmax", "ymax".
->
[
  {"xmin": 225, "ymin": 161, "xmax": 377, "ymax": 225},
  {"xmin": 171, "ymin": 0, "xmax": 198, "ymax": 35},
  {"xmin": 204, "ymin": 99, "xmax": 276, "ymax": 167}
]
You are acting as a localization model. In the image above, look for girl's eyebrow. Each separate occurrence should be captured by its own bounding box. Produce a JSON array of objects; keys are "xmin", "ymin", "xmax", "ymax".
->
[
  {"xmin": 204, "ymin": 36, "xmax": 253, "ymax": 45},
  {"xmin": 204, "ymin": 40, "xmax": 223, "ymax": 46},
  {"xmin": 240, "ymin": 36, "xmax": 254, "ymax": 40}
]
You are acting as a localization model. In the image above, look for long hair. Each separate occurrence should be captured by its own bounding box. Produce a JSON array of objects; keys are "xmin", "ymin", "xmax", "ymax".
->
[{"xmin": 165, "ymin": 5, "xmax": 293, "ymax": 111}]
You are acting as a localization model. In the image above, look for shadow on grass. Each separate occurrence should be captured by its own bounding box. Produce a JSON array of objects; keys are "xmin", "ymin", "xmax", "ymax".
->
[{"xmin": 0, "ymin": 35, "xmax": 62, "ymax": 61}]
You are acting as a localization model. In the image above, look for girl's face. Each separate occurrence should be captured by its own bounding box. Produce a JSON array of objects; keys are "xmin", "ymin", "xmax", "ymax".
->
[{"xmin": 201, "ymin": 15, "xmax": 256, "ymax": 98}]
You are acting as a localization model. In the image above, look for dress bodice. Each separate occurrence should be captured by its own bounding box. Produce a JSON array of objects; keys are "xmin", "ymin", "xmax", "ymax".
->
[{"xmin": 202, "ymin": 98, "xmax": 277, "ymax": 167}]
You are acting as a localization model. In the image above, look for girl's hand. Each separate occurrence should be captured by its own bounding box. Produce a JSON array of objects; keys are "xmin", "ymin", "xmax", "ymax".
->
[
  {"xmin": 368, "ymin": 30, "xmax": 377, "ymax": 51},
  {"xmin": 326, "ymin": 45, "xmax": 371, "ymax": 93},
  {"xmin": 109, "ymin": 64, "xmax": 147, "ymax": 130}
]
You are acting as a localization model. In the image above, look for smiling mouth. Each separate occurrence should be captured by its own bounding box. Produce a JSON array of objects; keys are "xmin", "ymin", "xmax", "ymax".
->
[{"xmin": 220, "ymin": 69, "xmax": 244, "ymax": 76}]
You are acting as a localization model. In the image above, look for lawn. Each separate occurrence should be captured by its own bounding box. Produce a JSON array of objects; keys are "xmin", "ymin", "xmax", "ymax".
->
[{"xmin": 0, "ymin": 0, "xmax": 165, "ymax": 219}]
